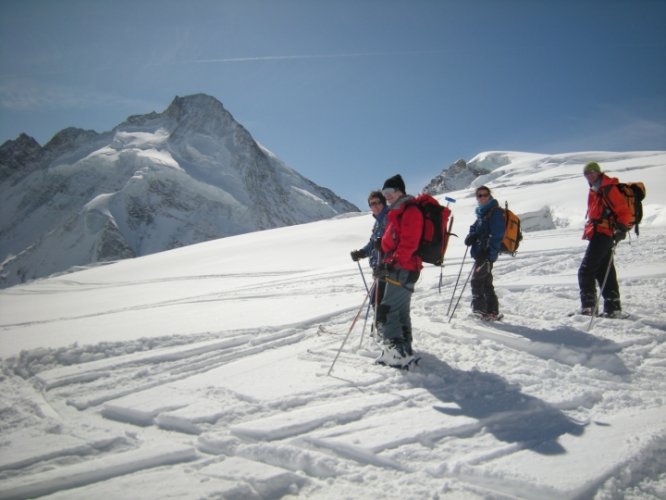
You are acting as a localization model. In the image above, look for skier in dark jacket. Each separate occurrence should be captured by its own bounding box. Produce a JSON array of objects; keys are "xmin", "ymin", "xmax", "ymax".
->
[
  {"xmin": 351, "ymin": 190, "xmax": 389, "ymax": 309},
  {"xmin": 578, "ymin": 161, "xmax": 632, "ymax": 317},
  {"xmin": 464, "ymin": 186, "xmax": 505, "ymax": 320}
]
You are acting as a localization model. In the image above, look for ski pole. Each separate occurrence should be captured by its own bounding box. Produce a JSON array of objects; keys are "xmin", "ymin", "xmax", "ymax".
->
[
  {"xmin": 328, "ymin": 288, "xmax": 372, "ymax": 375},
  {"xmin": 448, "ymin": 261, "xmax": 475, "ymax": 323},
  {"xmin": 371, "ymin": 271, "xmax": 383, "ymax": 342},
  {"xmin": 588, "ymin": 243, "xmax": 617, "ymax": 332},
  {"xmin": 438, "ymin": 197, "xmax": 457, "ymax": 294},
  {"xmin": 370, "ymin": 252, "xmax": 384, "ymax": 340},
  {"xmin": 438, "ymin": 215, "xmax": 455, "ymax": 293},
  {"xmin": 446, "ymin": 246, "xmax": 469, "ymax": 316},
  {"xmin": 354, "ymin": 258, "xmax": 373, "ymax": 347},
  {"xmin": 358, "ymin": 279, "xmax": 378, "ymax": 349},
  {"xmin": 357, "ymin": 261, "xmax": 369, "ymax": 293}
]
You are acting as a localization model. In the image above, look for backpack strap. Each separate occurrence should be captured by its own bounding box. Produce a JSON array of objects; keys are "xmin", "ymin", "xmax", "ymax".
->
[
  {"xmin": 402, "ymin": 199, "xmax": 425, "ymax": 226},
  {"xmin": 599, "ymin": 184, "xmax": 621, "ymax": 228},
  {"xmin": 484, "ymin": 205, "xmax": 506, "ymax": 223}
]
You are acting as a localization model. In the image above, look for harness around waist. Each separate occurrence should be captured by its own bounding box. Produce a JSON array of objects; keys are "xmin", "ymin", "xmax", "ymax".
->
[{"xmin": 385, "ymin": 276, "xmax": 415, "ymax": 292}]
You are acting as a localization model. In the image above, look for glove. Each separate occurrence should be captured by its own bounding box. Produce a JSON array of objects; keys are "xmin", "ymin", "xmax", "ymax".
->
[
  {"xmin": 613, "ymin": 227, "xmax": 627, "ymax": 243},
  {"xmin": 350, "ymin": 249, "xmax": 367, "ymax": 261},
  {"xmin": 464, "ymin": 233, "xmax": 477, "ymax": 247}
]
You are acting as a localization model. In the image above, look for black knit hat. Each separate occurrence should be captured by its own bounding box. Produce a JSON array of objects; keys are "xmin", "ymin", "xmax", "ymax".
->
[{"xmin": 382, "ymin": 174, "xmax": 406, "ymax": 193}]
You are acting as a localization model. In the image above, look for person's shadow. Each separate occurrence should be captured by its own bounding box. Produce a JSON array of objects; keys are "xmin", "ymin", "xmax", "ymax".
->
[
  {"xmin": 481, "ymin": 321, "xmax": 630, "ymax": 376},
  {"xmin": 410, "ymin": 353, "xmax": 587, "ymax": 455}
]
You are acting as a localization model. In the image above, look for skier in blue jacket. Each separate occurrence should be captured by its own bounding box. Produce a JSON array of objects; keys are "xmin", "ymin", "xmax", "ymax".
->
[
  {"xmin": 351, "ymin": 190, "xmax": 389, "ymax": 308},
  {"xmin": 464, "ymin": 186, "xmax": 505, "ymax": 320}
]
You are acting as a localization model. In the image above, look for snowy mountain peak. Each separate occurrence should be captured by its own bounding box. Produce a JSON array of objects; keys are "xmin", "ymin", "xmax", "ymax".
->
[
  {"xmin": 165, "ymin": 93, "xmax": 233, "ymax": 126},
  {"xmin": 43, "ymin": 127, "xmax": 101, "ymax": 151},
  {"xmin": 0, "ymin": 132, "xmax": 40, "ymax": 151},
  {"xmin": 0, "ymin": 93, "xmax": 359, "ymax": 288},
  {"xmin": 41, "ymin": 127, "xmax": 105, "ymax": 164},
  {"xmin": 422, "ymin": 157, "xmax": 495, "ymax": 194},
  {"xmin": 119, "ymin": 94, "xmax": 240, "ymax": 140},
  {"xmin": 467, "ymin": 151, "xmax": 515, "ymax": 170},
  {"xmin": 0, "ymin": 133, "xmax": 42, "ymax": 182}
]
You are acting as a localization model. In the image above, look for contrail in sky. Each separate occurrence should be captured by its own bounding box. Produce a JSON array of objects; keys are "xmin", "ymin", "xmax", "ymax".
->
[{"xmin": 183, "ymin": 50, "xmax": 437, "ymax": 64}]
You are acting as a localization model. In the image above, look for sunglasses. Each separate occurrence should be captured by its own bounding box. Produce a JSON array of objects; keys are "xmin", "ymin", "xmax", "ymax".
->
[
  {"xmin": 476, "ymin": 193, "xmax": 490, "ymax": 199},
  {"xmin": 382, "ymin": 188, "xmax": 397, "ymax": 196},
  {"xmin": 368, "ymin": 200, "xmax": 382, "ymax": 207}
]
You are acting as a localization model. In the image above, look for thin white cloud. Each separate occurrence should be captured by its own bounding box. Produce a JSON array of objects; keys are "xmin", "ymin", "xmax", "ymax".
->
[
  {"xmin": 602, "ymin": 119, "xmax": 666, "ymax": 150},
  {"xmin": 540, "ymin": 117, "xmax": 666, "ymax": 153},
  {"xmin": 0, "ymin": 78, "xmax": 153, "ymax": 112}
]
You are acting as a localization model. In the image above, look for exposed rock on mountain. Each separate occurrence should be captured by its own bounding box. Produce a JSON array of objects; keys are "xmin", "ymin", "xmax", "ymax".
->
[
  {"xmin": 422, "ymin": 156, "xmax": 503, "ymax": 195},
  {"xmin": 0, "ymin": 94, "xmax": 359, "ymax": 287},
  {"xmin": 0, "ymin": 133, "xmax": 43, "ymax": 183}
]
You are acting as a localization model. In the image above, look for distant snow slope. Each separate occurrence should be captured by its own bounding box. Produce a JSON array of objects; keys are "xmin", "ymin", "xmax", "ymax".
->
[
  {"xmin": 426, "ymin": 150, "xmax": 666, "ymax": 233},
  {"xmin": 0, "ymin": 151, "xmax": 665, "ymax": 499},
  {"xmin": 0, "ymin": 94, "xmax": 359, "ymax": 288}
]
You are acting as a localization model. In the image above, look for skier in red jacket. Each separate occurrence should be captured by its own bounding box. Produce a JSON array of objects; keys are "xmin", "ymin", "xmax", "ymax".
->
[
  {"xmin": 376, "ymin": 174, "xmax": 423, "ymax": 367},
  {"xmin": 578, "ymin": 161, "xmax": 632, "ymax": 317}
]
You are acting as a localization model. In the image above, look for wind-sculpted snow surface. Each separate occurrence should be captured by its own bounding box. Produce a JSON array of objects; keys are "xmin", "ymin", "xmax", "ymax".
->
[{"xmin": 1, "ymin": 151, "xmax": 665, "ymax": 499}]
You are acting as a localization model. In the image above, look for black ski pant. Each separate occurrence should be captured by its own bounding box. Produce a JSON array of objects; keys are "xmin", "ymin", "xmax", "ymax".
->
[
  {"xmin": 470, "ymin": 260, "xmax": 499, "ymax": 315},
  {"xmin": 578, "ymin": 233, "xmax": 620, "ymax": 313}
]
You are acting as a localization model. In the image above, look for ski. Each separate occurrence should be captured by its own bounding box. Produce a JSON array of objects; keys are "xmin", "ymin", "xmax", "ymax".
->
[
  {"xmin": 567, "ymin": 311, "xmax": 631, "ymax": 319},
  {"xmin": 469, "ymin": 312, "xmax": 504, "ymax": 322},
  {"xmin": 601, "ymin": 311, "xmax": 631, "ymax": 320},
  {"xmin": 374, "ymin": 356, "xmax": 421, "ymax": 371}
]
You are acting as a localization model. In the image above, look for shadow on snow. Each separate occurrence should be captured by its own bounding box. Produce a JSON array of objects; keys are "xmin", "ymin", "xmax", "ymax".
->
[
  {"xmin": 412, "ymin": 353, "xmax": 587, "ymax": 455},
  {"xmin": 487, "ymin": 321, "xmax": 630, "ymax": 376}
]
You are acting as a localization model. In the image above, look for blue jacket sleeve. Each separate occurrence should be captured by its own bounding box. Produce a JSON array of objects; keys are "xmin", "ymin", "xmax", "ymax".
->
[
  {"xmin": 467, "ymin": 223, "xmax": 478, "ymax": 259},
  {"xmin": 362, "ymin": 216, "xmax": 387, "ymax": 269}
]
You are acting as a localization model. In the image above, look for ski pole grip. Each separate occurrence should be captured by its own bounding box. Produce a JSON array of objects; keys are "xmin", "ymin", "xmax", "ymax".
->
[{"xmin": 445, "ymin": 197, "xmax": 456, "ymax": 204}]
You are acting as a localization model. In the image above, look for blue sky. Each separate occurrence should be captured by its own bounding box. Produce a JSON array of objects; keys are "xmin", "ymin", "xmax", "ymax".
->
[{"xmin": 1, "ymin": 0, "xmax": 665, "ymax": 207}]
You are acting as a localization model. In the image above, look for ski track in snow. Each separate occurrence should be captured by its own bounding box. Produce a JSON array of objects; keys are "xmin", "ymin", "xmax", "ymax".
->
[{"xmin": 1, "ymin": 229, "xmax": 666, "ymax": 499}]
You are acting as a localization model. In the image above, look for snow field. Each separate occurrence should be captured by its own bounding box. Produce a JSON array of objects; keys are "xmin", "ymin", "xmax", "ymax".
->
[{"xmin": 1, "ymin": 152, "xmax": 665, "ymax": 499}]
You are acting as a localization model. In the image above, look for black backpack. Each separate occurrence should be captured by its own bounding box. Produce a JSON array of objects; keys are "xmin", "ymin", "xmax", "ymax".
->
[{"xmin": 411, "ymin": 194, "xmax": 453, "ymax": 266}]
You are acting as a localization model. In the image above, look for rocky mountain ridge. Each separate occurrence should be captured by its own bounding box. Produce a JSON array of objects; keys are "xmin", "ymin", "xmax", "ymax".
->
[
  {"xmin": 421, "ymin": 154, "xmax": 516, "ymax": 195},
  {"xmin": 0, "ymin": 94, "xmax": 359, "ymax": 287}
]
